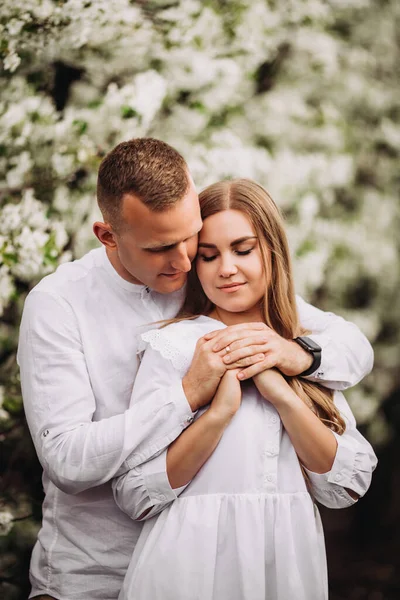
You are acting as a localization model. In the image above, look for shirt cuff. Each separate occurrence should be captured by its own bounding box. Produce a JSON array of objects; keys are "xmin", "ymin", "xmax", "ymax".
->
[
  {"xmin": 139, "ymin": 450, "xmax": 189, "ymax": 519},
  {"xmin": 302, "ymin": 333, "xmax": 347, "ymax": 386},
  {"xmin": 123, "ymin": 381, "xmax": 196, "ymax": 471},
  {"xmin": 141, "ymin": 450, "xmax": 179, "ymax": 506}
]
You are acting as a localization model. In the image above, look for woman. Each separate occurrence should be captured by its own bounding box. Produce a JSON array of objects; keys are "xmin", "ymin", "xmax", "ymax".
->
[{"xmin": 114, "ymin": 179, "xmax": 377, "ymax": 600}]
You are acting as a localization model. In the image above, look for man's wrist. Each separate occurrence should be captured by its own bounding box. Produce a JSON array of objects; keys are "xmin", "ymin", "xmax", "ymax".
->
[
  {"xmin": 280, "ymin": 340, "xmax": 314, "ymax": 376},
  {"xmin": 182, "ymin": 376, "xmax": 200, "ymax": 412},
  {"xmin": 293, "ymin": 336, "xmax": 322, "ymax": 376},
  {"xmin": 296, "ymin": 345, "xmax": 314, "ymax": 375}
]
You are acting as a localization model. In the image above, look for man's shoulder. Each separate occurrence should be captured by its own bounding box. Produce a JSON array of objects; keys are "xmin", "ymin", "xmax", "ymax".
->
[{"xmin": 30, "ymin": 247, "xmax": 104, "ymax": 300}]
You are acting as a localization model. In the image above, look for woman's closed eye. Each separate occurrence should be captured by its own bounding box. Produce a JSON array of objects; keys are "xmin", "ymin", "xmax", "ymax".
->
[
  {"xmin": 235, "ymin": 248, "xmax": 253, "ymax": 256},
  {"xmin": 198, "ymin": 248, "xmax": 254, "ymax": 262},
  {"xmin": 198, "ymin": 254, "xmax": 218, "ymax": 262}
]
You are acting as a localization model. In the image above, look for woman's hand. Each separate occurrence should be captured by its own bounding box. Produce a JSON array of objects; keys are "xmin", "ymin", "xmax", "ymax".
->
[
  {"xmin": 253, "ymin": 368, "xmax": 294, "ymax": 407},
  {"xmin": 183, "ymin": 330, "xmax": 264, "ymax": 411},
  {"xmin": 182, "ymin": 335, "xmax": 228, "ymax": 411},
  {"xmin": 209, "ymin": 369, "xmax": 242, "ymax": 422}
]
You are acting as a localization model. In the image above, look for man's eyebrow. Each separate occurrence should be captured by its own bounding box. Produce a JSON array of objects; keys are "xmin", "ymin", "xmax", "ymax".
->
[
  {"xmin": 198, "ymin": 236, "xmax": 257, "ymax": 249},
  {"xmin": 143, "ymin": 227, "xmax": 203, "ymax": 250}
]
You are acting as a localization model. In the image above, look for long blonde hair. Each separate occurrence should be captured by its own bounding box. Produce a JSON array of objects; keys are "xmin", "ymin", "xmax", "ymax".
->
[{"xmin": 178, "ymin": 178, "xmax": 345, "ymax": 435}]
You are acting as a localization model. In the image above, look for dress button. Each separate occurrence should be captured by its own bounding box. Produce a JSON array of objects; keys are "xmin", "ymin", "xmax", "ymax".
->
[
  {"xmin": 264, "ymin": 446, "xmax": 279, "ymax": 457},
  {"xmin": 43, "ymin": 429, "xmax": 49, "ymax": 437}
]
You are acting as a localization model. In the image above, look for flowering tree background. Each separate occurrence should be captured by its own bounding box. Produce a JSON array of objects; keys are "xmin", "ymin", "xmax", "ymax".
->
[{"xmin": 0, "ymin": 0, "xmax": 399, "ymax": 597}]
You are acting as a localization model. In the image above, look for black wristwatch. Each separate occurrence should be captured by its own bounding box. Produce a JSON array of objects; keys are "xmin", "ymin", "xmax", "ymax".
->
[{"xmin": 293, "ymin": 336, "xmax": 322, "ymax": 377}]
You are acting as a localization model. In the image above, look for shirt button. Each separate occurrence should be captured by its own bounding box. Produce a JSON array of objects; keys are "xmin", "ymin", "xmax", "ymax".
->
[
  {"xmin": 186, "ymin": 416, "xmax": 194, "ymax": 425},
  {"xmin": 43, "ymin": 429, "xmax": 49, "ymax": 437},
  {"xmin": 158, "ymin": 494, "xmax": 166, "ymax": 501},
  {"xmin": 265, "ymin": 474, "xmax": 274, "ymax": 482},
  {"xmin": 334, "ymin": 473, "xmax": 342, "ymax": 482},
  {"xmin": 270, "ymin": 416, "xmax": 278, "ymax": 424}
]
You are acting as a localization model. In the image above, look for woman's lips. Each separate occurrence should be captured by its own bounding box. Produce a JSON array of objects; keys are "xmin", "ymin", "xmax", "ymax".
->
[{"xmin": 218, "ymin": 283, "xmax": 246, "ymax": 293}]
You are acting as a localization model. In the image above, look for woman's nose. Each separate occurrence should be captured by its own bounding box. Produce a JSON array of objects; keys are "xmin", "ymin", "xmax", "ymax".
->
[{"xmin": 219, "ymin": 254, "xmax": 238, "ymax": 278}]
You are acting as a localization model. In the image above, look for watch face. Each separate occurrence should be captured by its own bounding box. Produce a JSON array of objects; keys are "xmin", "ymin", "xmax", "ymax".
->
[{"xmin": 296, "ymin": 336, "xmax": 322, "ymax": 352}]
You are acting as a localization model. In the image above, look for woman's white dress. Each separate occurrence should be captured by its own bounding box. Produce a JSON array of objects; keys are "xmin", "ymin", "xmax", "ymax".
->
[{"xmin": 116, "ymin": 316, "xmax": 377, "ymax": 600}]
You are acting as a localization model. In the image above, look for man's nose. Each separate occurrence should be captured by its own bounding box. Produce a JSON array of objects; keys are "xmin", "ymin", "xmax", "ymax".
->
[{"xmin": 171, "ymin": 243, "xmax": 192, "ymax": 272}]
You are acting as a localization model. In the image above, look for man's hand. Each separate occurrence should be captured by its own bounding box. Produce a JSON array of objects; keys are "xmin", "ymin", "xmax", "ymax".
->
[{"xmin": 205, "ymin": 323, "xmax": 313, "ymax": 381}]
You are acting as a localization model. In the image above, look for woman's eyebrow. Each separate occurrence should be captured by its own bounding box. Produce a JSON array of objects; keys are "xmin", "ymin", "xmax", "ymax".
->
[{"xmin": 198, "ymin": 236, "xmax": 257, "ymax": 249}]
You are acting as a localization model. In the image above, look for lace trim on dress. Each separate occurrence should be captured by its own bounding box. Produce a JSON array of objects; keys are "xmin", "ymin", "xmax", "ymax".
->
[{"xmin": 141, "ymin": 328, "xmax": 192, "ymax": 373}]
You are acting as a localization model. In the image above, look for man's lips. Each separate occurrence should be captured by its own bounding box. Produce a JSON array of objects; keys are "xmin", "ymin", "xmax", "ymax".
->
[{"xmin": 160, "ymin": 272, "xmax": 185, "ymax": 278}]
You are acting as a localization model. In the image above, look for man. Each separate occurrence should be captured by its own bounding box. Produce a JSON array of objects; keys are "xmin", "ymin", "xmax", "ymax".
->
[{"xmin": 18, "ymin": 138, "xmax": 373, "ymax": 600}]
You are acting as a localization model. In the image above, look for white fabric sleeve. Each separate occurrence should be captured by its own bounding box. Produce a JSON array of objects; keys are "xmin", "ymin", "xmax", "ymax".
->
[
  {"xmin": 17, "ymin": 291, "xmax": 195, "ymax": 495},
  {"xmin": 113, "ymin": 340, "xmax": 192, "ymax": 519},
  {"xmin": 296, "ymin": 295, "xmax": 374, "ymax": 390},
  {"xmin": 113, "ymin": 449, "xmax": 188, "ymax": 521},
  {"xmin": 304, "ymin": 391, "xmax": 378, "ymax": 509}
]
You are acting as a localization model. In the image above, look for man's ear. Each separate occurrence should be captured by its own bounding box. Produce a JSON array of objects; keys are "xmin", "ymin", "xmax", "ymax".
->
[{"xmin": 93, "ymin": 221, "xmax": 117, "ymax": 249}]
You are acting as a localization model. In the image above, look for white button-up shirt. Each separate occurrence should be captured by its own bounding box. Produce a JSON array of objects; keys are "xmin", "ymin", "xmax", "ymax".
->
[{"xmin": 17, "ymin": 247, "xmax": 373, "ymax": 600}]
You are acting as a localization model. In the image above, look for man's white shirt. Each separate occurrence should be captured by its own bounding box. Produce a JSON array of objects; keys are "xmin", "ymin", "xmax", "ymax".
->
[{"xmin": 17, "ymin": 246, "xmax": 373, "ymax": 600}]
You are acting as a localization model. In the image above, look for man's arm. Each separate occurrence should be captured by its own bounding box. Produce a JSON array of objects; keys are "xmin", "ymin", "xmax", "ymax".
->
[
  {"xmin": 113, "ymin": 367, "xmax": 241, "ymax": 521},
  {"xmin": 295, "ymin": 295, "xmax": 374, "ymax": 389},
  {"xmin": 17, "ymin": 290, "xmax": 195, "ymax": 495},
  {"xmin": 207, "ymin": 296, "xmax": 373, "ymax": 390}
]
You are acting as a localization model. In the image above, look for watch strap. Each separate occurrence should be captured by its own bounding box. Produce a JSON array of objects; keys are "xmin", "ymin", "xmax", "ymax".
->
[{"xmin": 294, "ymin": 336, "xmax": 322, "ymax": 377}]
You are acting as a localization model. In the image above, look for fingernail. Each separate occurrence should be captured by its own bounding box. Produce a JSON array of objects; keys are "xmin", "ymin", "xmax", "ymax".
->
[
  {"xmin": 223, "ymin": 355, "xmax": 231, "ymax": 363},
  {"xmin": 257, "ymin": 354, "xmax": 264, "ymax": 360},
  {"xmin": 238, "ymin": 372, "xmax": 245, "ymax": 379}
]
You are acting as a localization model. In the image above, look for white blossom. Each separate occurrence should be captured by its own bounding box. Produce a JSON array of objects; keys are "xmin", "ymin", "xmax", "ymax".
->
[
  {"xmin": 3, "ymin": 50, "xmax": 21, "ymax": 72},
  {"xmin": 0, "ymin": 510, "xmax": 13, "ymax": 536}
]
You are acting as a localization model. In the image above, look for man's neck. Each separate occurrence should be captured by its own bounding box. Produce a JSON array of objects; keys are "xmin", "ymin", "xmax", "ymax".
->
[{"xmin": 105, "ymin": 247, "xmax": 143, "ymax": 285}]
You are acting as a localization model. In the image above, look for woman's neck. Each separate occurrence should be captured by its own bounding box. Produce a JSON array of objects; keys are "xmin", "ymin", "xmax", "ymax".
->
[{"xmin": 209, "ymin": 305, "xmax": 264, "ymax": 326}]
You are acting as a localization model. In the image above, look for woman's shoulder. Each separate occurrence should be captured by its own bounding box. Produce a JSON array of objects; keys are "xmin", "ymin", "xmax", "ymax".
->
[
  {"xmin": 140, "ymin": 316, "xmax": 226, "ymax": 373},
  {"xmin": 142, "ymin": 316, "xmax": 225, "ymax": 347}
]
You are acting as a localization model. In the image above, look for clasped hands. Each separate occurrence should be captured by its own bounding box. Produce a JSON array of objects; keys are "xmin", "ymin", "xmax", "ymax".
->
[{"xmin": 182, "ymin": 322, "xmax": 313, "ymax": 414}]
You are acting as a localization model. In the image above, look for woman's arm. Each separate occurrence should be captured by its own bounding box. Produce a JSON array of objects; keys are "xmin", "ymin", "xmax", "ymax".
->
[
  {"xmin": 253, "ymin": 369, "xmax": 338, "ymax": 474},
  {"xmin": 167, "ymin": 369, "xmax": 241, "ymax": 488},
  {"xmin": 253, "ymin": 371, "xmax": 377, "ymax": 506},
  {"xmin": 112, "ymin": 345, "xmax": 241, "ymax": 520}
]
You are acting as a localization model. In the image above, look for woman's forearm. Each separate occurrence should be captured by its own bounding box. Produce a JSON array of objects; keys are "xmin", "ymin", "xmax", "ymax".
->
[
  {"xmin": 166, "ymin": 408, "xmax": 230, "ymax": 489},
  {"xmin": 274, "ymin": 388, "xmax": 338, "ymax": 474}
]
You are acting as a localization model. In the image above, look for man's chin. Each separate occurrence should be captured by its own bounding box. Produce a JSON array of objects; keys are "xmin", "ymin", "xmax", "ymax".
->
[{"xmin": 154, "ymin": 273, "xmax": 188, "ymax": 294}]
